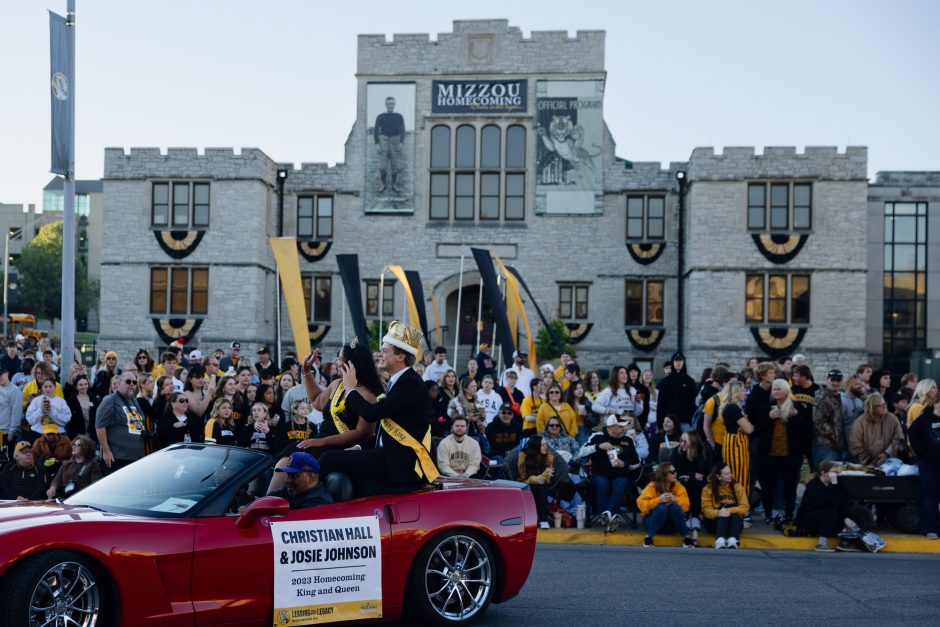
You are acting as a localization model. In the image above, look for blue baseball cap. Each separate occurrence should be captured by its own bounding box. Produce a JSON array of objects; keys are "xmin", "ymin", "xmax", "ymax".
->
[{"xmin": 275, "ymin": 452, "xmax": 320, "ymax": 474}]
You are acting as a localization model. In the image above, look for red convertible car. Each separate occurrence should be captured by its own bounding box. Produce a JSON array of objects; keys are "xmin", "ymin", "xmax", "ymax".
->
[{"xmin": 0, "ymin": 444, "xmax": 537, "ymax": 626}]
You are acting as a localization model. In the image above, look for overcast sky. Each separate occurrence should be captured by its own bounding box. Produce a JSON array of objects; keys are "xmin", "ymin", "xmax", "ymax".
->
[{"xmin": 1, "ymin": 0, "xmax": 938, "ymax": 208}]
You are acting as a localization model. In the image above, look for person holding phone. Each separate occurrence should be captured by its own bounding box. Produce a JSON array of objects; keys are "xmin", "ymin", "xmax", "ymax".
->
[
  {"xmin": 25, "ymin": 378, "xmax": 71, "ymax": 440},
  {"xmin": 795, "ymin": 461, "xmax": 868, "ymax": 552}
]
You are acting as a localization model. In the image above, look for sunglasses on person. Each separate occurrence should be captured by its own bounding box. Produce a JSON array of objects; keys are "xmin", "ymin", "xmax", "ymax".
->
[
  {"xmin": 548, "ymin": 390, "xmax": 561, "ymax": 395},
  {"xmin": 173, "ymin": 397, "xmax": 189, "ymax": 404},
  {"xmin": 123, "ymin": 379, "xmax": 137, "ymax": 385},
  {"xmin": 547, "ymin": 423, "xmax": 561, "ymax": 429}
]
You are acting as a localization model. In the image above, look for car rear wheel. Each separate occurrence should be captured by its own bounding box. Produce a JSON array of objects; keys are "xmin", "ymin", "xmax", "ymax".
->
[
  {"xmin": 0, "ymin": 550, "xmax": 108, "ymax": 627},
  {"xmin": 408, "ymin": 529, "xmax": 495, "ymax": 626}
]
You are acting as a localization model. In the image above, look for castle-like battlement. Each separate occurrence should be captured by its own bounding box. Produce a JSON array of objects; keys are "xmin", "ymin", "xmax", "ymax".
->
[
  {"xmin": 358, "ymin": 19, "xmax": 604, "ymax": 76},
  {"xmin": 688, "ymin": 146, "xmax": 867, "ymax": 180},
  {"xmin": 104, "ymin": 147, "xmax": 279, "ymax": 180}
]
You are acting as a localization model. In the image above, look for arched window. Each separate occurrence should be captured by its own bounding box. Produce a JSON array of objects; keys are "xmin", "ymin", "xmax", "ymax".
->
[
  {"xmin": 481, "ymin": 125, "xmax": 501, "ymax": 169},
  {"xmin": 455, "ymin": 125, "xmax": 476, "ymax": 169},
  {"xmin": 430, "ymin": 125, "xmax": 451, "ymax": 169}
]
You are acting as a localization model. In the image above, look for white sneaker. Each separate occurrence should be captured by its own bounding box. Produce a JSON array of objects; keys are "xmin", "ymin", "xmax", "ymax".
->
[
  {"xmin": 727, "ymin": 537, "xmax": 739, "ymax": 549},
  {"xmin": 714, "ymin": 537, "xmax": 727, "ymax": 549}
]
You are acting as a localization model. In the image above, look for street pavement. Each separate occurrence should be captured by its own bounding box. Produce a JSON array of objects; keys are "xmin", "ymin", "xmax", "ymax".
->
[{"xmin": 396, "ymin": 544, "xmax": 940, "ymax": 626}]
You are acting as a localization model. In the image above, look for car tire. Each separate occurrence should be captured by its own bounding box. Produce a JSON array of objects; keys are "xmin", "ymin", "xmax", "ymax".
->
[
  {"xmin": 407, "ymin": 529, "xmax": 495, "ymax": 626},
  {"xmin": 0, "ymin": 549, "xmax": 112, "ymax": 627}
]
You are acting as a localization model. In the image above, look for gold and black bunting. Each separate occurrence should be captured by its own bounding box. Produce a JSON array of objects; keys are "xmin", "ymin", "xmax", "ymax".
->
[
  {"xmin": 625, "ymin": 328, "xmax": 665, "ymax": 352},
  {"xmin": 626, "ymin": 242, "xmax": 666, "ymax": 265},
  {"xmin": 565, "ymin": 322, "xmax": 593, "ymax": 345},
  {"xmin": 297, "ymin": 241, "xmax": 333, "ymax": 262},
  {"xmin": 154, "ymin": 230, "xmax": 205, "ymax": 259},
  {"xmin": 152, "ymin": 318, "xmax": 203, "ymax": 345},
  {"xmin": 749, "ymin": 326, "xmax": 807, "ymax": 358},
  {"xmin": 308, "ymin": 324, "xmax": 330, "ymax": 343},
  {"xmin": 752, "ymin": 234, "xmax": 808, "ymax": 264}
]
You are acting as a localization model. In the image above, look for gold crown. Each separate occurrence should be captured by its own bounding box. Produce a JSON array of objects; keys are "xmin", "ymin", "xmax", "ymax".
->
[{"xmin": 383, "ymin": 321, "xmax": 423, "ymax": 356}]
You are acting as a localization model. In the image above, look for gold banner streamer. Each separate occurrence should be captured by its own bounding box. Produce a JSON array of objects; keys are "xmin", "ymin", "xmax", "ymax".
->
[
  {"xmin": 270, "ymin": 237, "xmax": 312, "ymax": 358},
  {"xmin": 493, "ymin": 255, "xmax": 537, "ymax": 373},
  {"xmin": 385, "ymin": 265, "xmax": 423, "ymax": 361}
]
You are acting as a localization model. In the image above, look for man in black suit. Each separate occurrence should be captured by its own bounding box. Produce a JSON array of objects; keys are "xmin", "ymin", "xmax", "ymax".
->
[{"xmin": 319, "ymin": 321, "xmax": 438, "ymax": 494}]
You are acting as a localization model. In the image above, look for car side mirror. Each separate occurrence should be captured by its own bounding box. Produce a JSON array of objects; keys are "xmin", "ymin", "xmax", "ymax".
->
[{"xmin": 234, "ymin": 495, "xmax": 290, "ymax": 529}]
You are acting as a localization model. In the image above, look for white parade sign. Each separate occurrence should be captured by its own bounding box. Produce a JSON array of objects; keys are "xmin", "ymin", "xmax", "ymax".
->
[{"xmin": 272, "ymin": 516, "xmax": 382, "ymax": 625}]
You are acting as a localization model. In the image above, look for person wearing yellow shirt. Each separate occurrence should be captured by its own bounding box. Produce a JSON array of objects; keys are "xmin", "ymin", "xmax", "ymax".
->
[
  {"xmin": 701, "ymin": 463, "xmax": 750, "ymax": 549},
  {"xmin": 536, "ymin": 383, "xmax": 578, "ymax": 435},
  {"xmin": 906, "ymin": 378, "xmax": 937, "ymax": 428},
  {"xmin": 637, "ymin": 463, "xmax": 693, "ymax": 547},
  {"xmin": 520, "ymin": 379, "xmax": 545, "ymax": 436},
  {"xmin": 22, "ymin": 362, "xmax": 63, "ymax": 411},
  {"xmin": 702, "ymin": 369, "xmax": 735, "ymax": 459}
]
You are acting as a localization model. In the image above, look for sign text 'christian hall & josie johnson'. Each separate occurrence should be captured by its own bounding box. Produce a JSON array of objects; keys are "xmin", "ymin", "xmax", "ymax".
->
[
  {"xmin": 272, "ymin": 517, "xmax": 383, "ymax": 626},
  {"xmin": 431, "ymin": 79, "xmax": 527, "ymax": 114}
]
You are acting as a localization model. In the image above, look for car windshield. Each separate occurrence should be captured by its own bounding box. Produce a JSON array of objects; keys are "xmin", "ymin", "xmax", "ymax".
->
[{"xmin": 65, "ymin": 445, "xmax": 262, "ymax": 517}]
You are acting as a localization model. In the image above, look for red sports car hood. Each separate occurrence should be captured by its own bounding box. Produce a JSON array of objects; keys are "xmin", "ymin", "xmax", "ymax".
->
[{"xmin": 0, "ymin": 500, "xmax": 121, "ymax": 532}]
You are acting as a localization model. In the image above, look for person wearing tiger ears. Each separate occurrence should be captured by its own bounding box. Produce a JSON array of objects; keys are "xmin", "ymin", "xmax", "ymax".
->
[{"xmin": 319, "ymin": 321, "xmax": 439, "ymax": 496}]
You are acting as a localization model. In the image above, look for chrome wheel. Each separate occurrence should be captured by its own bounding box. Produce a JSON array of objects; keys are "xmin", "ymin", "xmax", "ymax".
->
[
  {"xmin": 28, "ymin": 561, "xmax": 100, "ymax": 627},
  {"xmin": 424, "ymin": 534, "xmax": 492, "ymax": 622}
]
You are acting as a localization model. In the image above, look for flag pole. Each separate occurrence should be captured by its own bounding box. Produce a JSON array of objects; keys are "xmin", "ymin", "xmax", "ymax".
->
[
  {"xmin": 59, "ymin": 0, "xmax": 77, "ymax": 378},
  {"xmin": 453, "ymin": 255, "xmax": 464, "ymax": 369}
]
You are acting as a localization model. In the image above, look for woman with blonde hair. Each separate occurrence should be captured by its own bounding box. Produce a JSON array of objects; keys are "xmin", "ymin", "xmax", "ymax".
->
[
  {"xmin": 907, "ymin": 378, "xmax": 938, "ymax": 428},
  {"xmin": 719, "ymin": 379, "xmax": 753, "ymax": 487},
  {"xmin": 756, "ymin": 378, "xmax": 800, "ymax": 524},
  {"xmin": 204, "ymin": 397, "xmax": 239, "ymax": 446}
]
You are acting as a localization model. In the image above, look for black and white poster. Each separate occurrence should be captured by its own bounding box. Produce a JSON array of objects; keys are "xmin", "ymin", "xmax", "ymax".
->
[
  {"xmin": 365, "ymin": 83, "xmax": 415, "ymax": 212},
  {"xmin": 535, "ymin": 80, "xmax": 605, "ymax": 214}
]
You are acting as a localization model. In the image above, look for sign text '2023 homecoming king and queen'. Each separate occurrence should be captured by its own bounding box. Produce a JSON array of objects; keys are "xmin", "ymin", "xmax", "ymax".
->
[{"xmin": 272, "ymin": 516, "xmax": 383, "ymax": 626}]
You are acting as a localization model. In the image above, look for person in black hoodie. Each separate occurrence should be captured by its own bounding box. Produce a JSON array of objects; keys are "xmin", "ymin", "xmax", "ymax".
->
[
  {"xmin": 795, "ymin": 461, "xmax": 869, "ymax": 552},
  {"xmin": 909, "ymin": 401, "xmax": 940, "ymax": 537},
  {"xmin": 656, "ymin": 352, "xmax": 697, "ymax": 427},
  {"xmin": 485, "ymin": 403, "xmax": 523, "ymax": 462}
]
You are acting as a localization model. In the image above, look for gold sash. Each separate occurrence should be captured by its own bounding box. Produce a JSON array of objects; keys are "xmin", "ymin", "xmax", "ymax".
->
[
  {"xmin": 380, "ymin": 418, "xmax": 440, "ymax": 483},
  {"xmin": 329, "ymin": 383, "xmax": 351, "ymax": 434}
]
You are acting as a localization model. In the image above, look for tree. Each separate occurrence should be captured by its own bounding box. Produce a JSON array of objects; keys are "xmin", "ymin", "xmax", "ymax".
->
[
  {"xmin": 13, "ymin": 221, "xmax": 94, "ymax": 324},
  {"xmin": 535, "ymin": 319, "xmax": 575, "ymax": 361}
]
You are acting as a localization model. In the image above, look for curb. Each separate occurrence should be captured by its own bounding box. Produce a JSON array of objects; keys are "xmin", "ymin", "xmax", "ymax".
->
[{"xmin": 537, "ymin": 528, "xmax": 940, "ymax": 554}]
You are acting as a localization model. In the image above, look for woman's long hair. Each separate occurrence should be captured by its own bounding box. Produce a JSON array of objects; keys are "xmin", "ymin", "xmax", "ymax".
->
[
  {"xmin": 912, "ymin": 379, "xmax": 937, "ymax": 407},
  {"xmin": 341, "ymin": 338, "xmax": 384, "ymax": 397},
  {"xmin": 719, "ymin": 379, "xmax": 745, "ymax": 421},
  {"xmin": 771, "ymin": 379, "xmax": 795, "ymax": 422},
  {"xmin": 209, "ymin": 397, "xmax": 235, "ymax": 428},
  {"xmin": 680, "ymin": 431, "xmax": 703, "ymax": 462},
  {"xmin": 523, "ymin": 435, "xmax": 549, "ymax": 479},
  {"xmin": 862, "ymin": 392, "xmax": 886, "ymax": 421},
  {"xmin": 438, "ymin": 369, "xmax": 459, "ymax": 397},
  {"xmin": 707, "ymin": 462, "xmax": 734, "ymax": 503},
  {"xmin": 653, "ymin": 463, "xmax": 676, "ymax": 495},
  {"xmin": 135, "ymin": 349, "xmax": 155, "ymax": 375}
]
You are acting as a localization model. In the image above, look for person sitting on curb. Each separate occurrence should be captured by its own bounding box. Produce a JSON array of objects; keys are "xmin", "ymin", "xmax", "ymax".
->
[
  {"xmin": 794, "ymin": 460, "xmax": 879, "ymax": 552},
  {"xmin": 701, "ymin": 463, "xmax": 749, "ymax": 549},
  {"xmin": 636, "ymin": 463, "xmax": 693, "ymax": 548}
]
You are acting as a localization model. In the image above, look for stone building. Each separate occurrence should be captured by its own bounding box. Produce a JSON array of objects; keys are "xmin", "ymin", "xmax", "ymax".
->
[{"xmin": 98, "ymin": 20, "xmax": 883, "ymax": 379}]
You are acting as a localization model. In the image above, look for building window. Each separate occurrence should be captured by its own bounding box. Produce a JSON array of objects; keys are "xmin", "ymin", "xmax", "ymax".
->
[
  {"xmin": 150, "ymin": 267, "xmax": 208, "ymax": 315},
  {"xmin": 747, "ymin": 182, "xmax": 812, "ymax": 231},
  {"xmin": 745, "ymin": 274, "xmax": 810, "ymax": 324},
  {"xmin": 365, "ymin": 280, "xmax": 395, "ymax": 318},
  {"xmin": 429, "ymin": 126, "xmax": 451, "ymax": 220},
  {"xmin": 883, "ymin": 201, "xmax": 928, "ymax": 368},
  {"xmin": 302, "ymin": 275, "xmax": 332, "ymax": 323},
  {"xmin": 559, "ymin": 283, "xmax": 589, "ymax": 321},
  {"xmin": 297, "ymin": 195, "xmax": 333, "ymax": 239},
  {"xmin": 151, "ymin": 181, "xmax": 209, "ymax": 228},
  {"xmin": 428, "ymin": 123, "xmax": 527, "ymax": 221},
  {"xmin": 626, "ymin": 195, "xmax": 665, "ymax": 240},
  {"xmin": 625, "ymin": 280, "xmax": 664, "ymax": 326}
]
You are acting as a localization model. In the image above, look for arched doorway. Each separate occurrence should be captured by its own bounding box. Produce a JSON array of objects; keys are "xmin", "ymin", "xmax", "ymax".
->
[{"xmin": 444, "ymin": 284, "xmax": 495, "ymax": 347}]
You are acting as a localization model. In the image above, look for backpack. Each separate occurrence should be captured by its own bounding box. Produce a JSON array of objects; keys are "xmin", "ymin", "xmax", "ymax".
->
[{"xmin": 689, "ymin": 393, "xmax": 721, "ymax": 435}]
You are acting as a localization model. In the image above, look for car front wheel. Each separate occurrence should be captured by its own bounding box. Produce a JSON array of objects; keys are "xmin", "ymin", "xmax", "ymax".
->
[
  {"xmin": 0, "ymin": 549, "xmax": 107, "ymax": 627},
  {"xmin": 408, "ymin": 529, "xmax": 495, "ymax": 626}
]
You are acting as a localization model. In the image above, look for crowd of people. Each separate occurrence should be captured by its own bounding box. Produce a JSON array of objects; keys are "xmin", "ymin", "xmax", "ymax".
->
[{"xmin": 0, "ymin": 333, "xmax": 938, "ymax": 552}]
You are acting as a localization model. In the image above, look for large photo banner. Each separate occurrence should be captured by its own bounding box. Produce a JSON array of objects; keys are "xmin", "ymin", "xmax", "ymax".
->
[
  {"xmin": 535, "ymin": 80, "xmax": 605, "ymax": 214},
  {"xmin": 365, "ymin": 82, "xmax": 415, "ymax": 212},
  {"xmin": 272, "ymin": 517, "xmax": 382, "ymax": 625}
]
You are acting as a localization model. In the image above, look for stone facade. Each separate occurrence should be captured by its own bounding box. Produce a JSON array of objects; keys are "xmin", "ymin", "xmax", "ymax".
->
[{"xmin": 98, "ymin": 20, "xmax": 882, "ymax": 380}]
